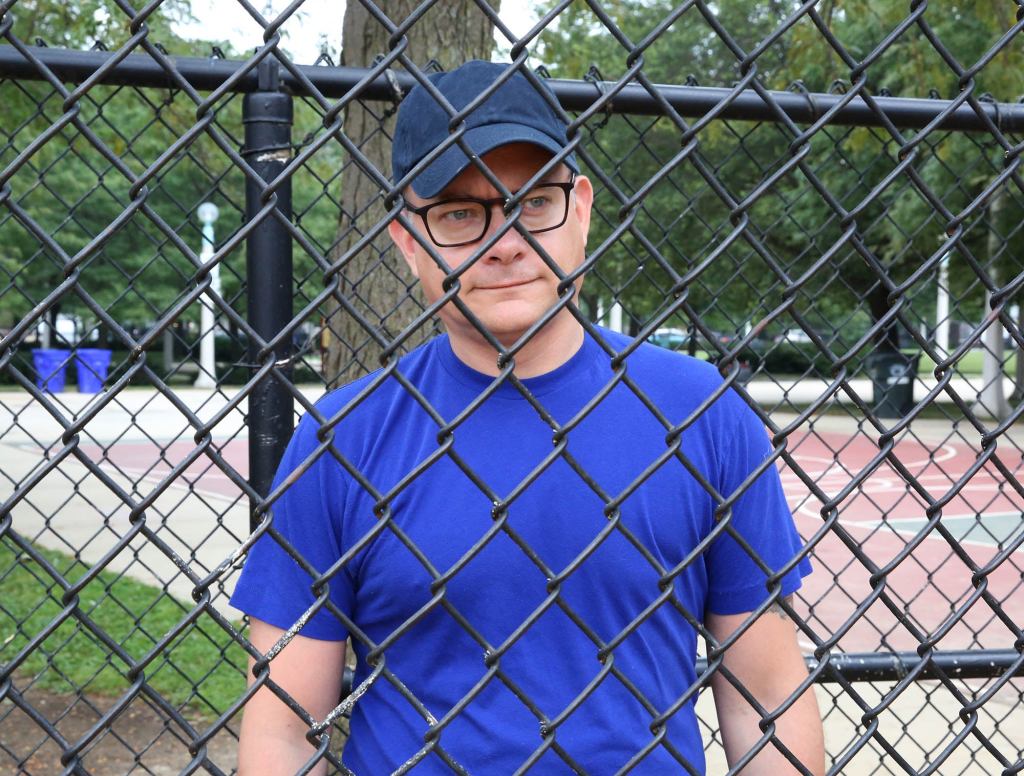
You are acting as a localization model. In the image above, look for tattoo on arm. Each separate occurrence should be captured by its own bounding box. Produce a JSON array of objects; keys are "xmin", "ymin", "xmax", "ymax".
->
[{"xmin": 768, "ymin": 594, "xmax": 793, "ymax": 620}]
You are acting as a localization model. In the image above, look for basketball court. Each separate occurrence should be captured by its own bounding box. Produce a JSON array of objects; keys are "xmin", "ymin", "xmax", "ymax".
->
[{"xmin": 781, "ymin": 426, "xmax": 1023, "ymax": 655}]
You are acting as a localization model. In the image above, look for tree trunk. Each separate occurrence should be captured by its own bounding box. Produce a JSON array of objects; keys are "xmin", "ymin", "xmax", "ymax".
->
[
  {"xmin": 321, "ymin": 0, "xmax": 499, "ymax": 387},
  {"xmin": 976, "ymin": 186, "xmax": 1010, "ymax": 419},
  {"xmin": 867, "ymin": 282, "xmax": 901, "ymax": 353}
]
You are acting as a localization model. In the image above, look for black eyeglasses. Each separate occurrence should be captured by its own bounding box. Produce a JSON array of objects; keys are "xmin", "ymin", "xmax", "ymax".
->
[{"xmin": 405, "ymin": 175, "xmax": 577, "ymax": 248}]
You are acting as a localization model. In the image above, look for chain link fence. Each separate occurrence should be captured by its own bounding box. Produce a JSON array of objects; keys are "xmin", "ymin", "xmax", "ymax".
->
[{"xmin": 1, "ymin": 0, "xmax": 1023, "ymax": 773}]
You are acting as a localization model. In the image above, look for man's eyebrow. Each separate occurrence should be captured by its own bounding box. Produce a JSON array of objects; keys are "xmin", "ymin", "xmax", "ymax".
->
[
  {"xmin": 435, "ymin": 183, "xmax": 477, "ymax": 199},
  {"xmin": 435, "ymin": 168, "xmax": 566, "ymax": 200}
]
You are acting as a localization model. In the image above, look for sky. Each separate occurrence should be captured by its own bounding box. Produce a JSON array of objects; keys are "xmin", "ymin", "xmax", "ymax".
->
[{"xmin": 176, "ymin": 0, "xmax": 543, "ymax": 64}]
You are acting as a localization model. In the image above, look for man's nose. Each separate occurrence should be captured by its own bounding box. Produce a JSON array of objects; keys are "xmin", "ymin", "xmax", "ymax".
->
[{"xmin": 482, "ymin": 202, "xmax": 529, "ymax": 261}]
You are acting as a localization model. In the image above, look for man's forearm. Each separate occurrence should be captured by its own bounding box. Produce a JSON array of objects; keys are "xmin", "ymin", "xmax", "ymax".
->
[
  {"xmin": 238, "ymin": 726, "xmax": 329, "ymax": 776},
  {"xmin": 714, "ymin": 676, "xmax": 825, "ymax": 775},
  {"xmin": 238, "ymin": 621, "xmax": 346, "ymax": 776},
  {"xmin": 708, "ymin": 601, "xmax": 825, "ymax": 775}
]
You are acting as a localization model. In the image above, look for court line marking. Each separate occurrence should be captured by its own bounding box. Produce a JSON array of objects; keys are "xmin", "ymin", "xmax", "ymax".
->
[
  {"xmin": 829, "ymin": 512, "xmax": 1024, "ymax": 552},
  {"xmin": 779, "ymin": 443, "xmax": 961, "ymax": 479},
  {"xmin": 791, "ymin": 494, "xmax": 1024, "ymax": 522}
]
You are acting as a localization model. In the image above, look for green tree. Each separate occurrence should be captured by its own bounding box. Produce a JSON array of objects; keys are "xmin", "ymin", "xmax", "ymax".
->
[
  {"xmin": 784, "ymin": 0, "xmax": 1024, "ymax": 413},
  {"xmin": 534, "ymin": 0, "xmax": 1024, "ymax": 399},
  {"xmin": 0, "ymin": 0, "xmax": 242, "ymax": 350},
  {"xmin": 1, "ymin": 0, "xmax": 363, "ymax": 388},
  {"xmin": 7, "ymin": 0, "xmax": 194, "ymax": 49},
  {"xmin": 534, "ymin": 0, "xmax": 800, "ymax": 340}
]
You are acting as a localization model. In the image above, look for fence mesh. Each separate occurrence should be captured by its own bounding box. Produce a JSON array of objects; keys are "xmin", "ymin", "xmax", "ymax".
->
[{"xmin": 1, "ymin": 0, "xmax": 1023, "ymax": 774}]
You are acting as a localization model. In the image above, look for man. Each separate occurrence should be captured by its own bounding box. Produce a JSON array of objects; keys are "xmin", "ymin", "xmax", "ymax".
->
[{"xmin": 232, "ymin": 60, "xmax": 824, "ymax": 775}]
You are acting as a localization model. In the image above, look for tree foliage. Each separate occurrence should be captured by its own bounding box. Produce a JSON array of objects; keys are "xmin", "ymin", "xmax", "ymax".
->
[
  {"xmin": 0, "ymin": 0, "xmax": 237, "ymax": 342},
  {"xmin": 534, "ymin": 0, "xmax": 1024, "ymax": 364},
  {"xmin": 4, "ymin": 0, "xmax": 1022, "ymax": 386},
  {"xmin": 0, "ymin": 0, "xmax": 342, "ymax": 369}
]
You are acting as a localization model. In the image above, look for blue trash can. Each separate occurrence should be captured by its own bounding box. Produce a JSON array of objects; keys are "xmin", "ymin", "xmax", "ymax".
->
[
  {"xmin": 75, "ymin": 348, "xmax": 113, "ymax": 393},
  {"xmin": 32, "ymin": 349, "xmax": 69, "ymax": 393}
]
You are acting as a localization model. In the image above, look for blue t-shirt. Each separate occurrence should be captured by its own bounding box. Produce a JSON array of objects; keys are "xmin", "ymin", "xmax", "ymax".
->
[{"xmin": 231, "ymin": 328, "xmax": 811, "ymax": 774}]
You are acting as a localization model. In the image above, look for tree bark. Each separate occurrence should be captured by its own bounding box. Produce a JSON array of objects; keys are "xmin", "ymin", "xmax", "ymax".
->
[
  {"xmin": 321, "ymin": 0, "xmax": 499, "ymax": 387},
  {"xmin": 867, "ymin": 281, "xmax": 901, "ymax": 353}
]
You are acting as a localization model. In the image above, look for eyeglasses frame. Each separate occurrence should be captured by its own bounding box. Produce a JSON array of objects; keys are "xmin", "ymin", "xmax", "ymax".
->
[{"xmin": 404, "ymin": 174, "xmax": 578, "ymax": 248}]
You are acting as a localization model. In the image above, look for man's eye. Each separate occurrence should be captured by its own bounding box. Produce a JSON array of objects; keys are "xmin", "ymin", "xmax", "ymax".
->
[
  {"xmin": 524, "ymin": 194, "xmax": 552, "ymax": 210},
  {"xmin": 434, "ymin": 206, "xmax": 477, "ymax": 222}
]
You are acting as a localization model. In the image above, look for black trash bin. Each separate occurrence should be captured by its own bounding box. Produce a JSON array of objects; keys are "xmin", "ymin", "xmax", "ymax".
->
[{"xmin": 867, "ymin": 351, "xmax": 920, "ymax": 418}]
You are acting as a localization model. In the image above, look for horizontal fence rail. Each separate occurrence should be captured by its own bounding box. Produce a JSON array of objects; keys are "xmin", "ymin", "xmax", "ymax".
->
[{"xmin": 3, "ymin": 43, "xmax": 1024, "ymax": 132}]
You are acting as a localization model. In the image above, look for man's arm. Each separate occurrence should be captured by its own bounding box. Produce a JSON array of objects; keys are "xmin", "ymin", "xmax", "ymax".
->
[
  {"xmin": 237, "ymin": 617, "xmax": 347, "ymax": 776},
  {"xmin": 705, "ymin": 597, "xmax": 825, "ymax": 775}
]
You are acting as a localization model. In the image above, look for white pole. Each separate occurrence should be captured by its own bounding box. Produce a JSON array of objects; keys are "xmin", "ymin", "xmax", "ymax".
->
[
  {"xmin": 935, "ymin": 248, "xmax": 951, "ymax": 358},
  {"xmin": 609, "ymin": 301, "xmax": 624, "ymax": 333},
  {"xmin": 194, "ymin": 202, "xmax": 220, "ymax": 389},
  {"xmin": 976, "ymin": 191, "xmax": 1009, "ymax": 419},
  {"xmin": 978, "ymin": 286, "xmax": 1010, "ymax": 419}
]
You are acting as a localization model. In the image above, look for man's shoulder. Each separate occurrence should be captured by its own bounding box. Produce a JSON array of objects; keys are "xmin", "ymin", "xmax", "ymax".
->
[
  {"xmin": 596, "ymin": 327, "xmax": 724, "ymax": 387},
  {"xmin": 283, "ymin": 336, "xmax": 449, "ymax": 458},
  {"xmin": 313, "ymin": 335, "xmax": 446, "ymax": 417},
  {"xmin": 594, "ymin": 327, "xmax": 748, "ymax": 429}
]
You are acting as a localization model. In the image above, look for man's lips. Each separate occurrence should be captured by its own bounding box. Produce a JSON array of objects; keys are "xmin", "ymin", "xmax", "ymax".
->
[{"xmin": 476, "ymin": 278, "xmax": 536, "ymax": 290}]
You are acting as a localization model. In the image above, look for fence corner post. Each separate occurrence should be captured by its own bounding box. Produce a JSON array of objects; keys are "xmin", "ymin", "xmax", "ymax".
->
[{"xmin": 242, "ymin": 56, "xmax": 294, "ymax": 532}]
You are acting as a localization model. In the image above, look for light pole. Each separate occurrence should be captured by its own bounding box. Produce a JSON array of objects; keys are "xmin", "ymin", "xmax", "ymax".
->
[{"xmin": 194, "ymin": 202, "xmax": 221, "ymax": 388}]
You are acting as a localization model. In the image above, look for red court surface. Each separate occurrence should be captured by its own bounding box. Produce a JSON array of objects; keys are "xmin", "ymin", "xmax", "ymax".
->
[
  {"xmin": 782, "ymin": 429, "xmax": 1023, "ymax": 655},
  {"xmin": 79, "ymin": 437, "xmax": 250, "ymax": 503},
  {"xmin": 81, "ymin": 428, "xmax": 1023, "ymax": 656}
]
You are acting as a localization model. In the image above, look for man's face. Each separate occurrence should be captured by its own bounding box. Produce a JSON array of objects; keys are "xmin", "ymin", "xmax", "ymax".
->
[{"xmin": 389, "ymin": 143, "xmax": 594, "ymax": 348}]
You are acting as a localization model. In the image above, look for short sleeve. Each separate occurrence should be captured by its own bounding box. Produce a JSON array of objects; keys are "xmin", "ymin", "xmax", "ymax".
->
[
  {"xmin": 703, "ymin": 392, "xmax": 811, "ymax": 615},
  {"xmin": 229, "ymin": 411, "xmax": 353, "ymax": 640}
]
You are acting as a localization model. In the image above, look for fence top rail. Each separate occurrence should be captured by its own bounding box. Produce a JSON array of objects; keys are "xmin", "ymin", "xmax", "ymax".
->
[
  {"xmin": 6, "ymin": 43, "xmax": 1024, "ymax": 134},
  {"xmin": 2, "ymin": 42, "xmax": 1024, "ymax": 133},
  {"xmin": 2, "ymin": 43, "xmax": 1024, "ymax": 133}
]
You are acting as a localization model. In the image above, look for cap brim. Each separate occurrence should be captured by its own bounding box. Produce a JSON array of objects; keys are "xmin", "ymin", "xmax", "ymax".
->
[{"xmin": 409, "ymin": 123, "xmax": 578, "ymax": 198}]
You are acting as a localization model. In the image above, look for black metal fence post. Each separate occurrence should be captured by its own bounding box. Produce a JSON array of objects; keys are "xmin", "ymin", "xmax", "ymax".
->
[{"xmin": 243, "ymin": 57, "xmax": 294, "ymax": 531}]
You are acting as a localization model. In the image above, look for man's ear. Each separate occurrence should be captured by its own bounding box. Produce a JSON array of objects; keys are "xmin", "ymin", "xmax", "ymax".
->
[
  {"xmin": 572, "ymin": 175, "xmax": 594, "ymax": 246},
  {"xmin": 388, "ymin": 217, "xmax": 420, "ymax": 278}
]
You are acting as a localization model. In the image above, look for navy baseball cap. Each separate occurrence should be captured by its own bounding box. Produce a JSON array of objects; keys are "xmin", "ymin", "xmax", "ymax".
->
[{"xmin": 392, "ymin": 60, "xmax": 578, "ymax": 198}]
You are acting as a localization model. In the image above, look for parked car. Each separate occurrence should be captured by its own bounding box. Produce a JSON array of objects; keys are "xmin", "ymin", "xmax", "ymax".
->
[
  {"xmin": 774, "ymin": 328, "xmax": 813, "ymax": 345},
  {"xmin": 648, "ymin": 328, "xmax": 689, "ymax": 351},
  {"xmin": 648, "ymin": 327, "xmax": 764, "ymax": 379},
  {"xmin": 648, "ymin": 327, "xmax": 733, "ymax": 353}
]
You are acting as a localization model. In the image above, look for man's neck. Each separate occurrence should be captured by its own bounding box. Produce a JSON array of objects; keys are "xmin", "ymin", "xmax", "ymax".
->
[{"xmin": 447, "ymin": 315, "xmax": 585, "ymax": 379}]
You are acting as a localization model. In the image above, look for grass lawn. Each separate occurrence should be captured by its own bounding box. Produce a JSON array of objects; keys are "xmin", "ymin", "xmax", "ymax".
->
[
  {"xmin": 912, "ymin": 348, "xmax": 1018, "ymax": 377},
  {"xmin": 0, "ymin": 535, "xmax": 247, "ymax": 719}
]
